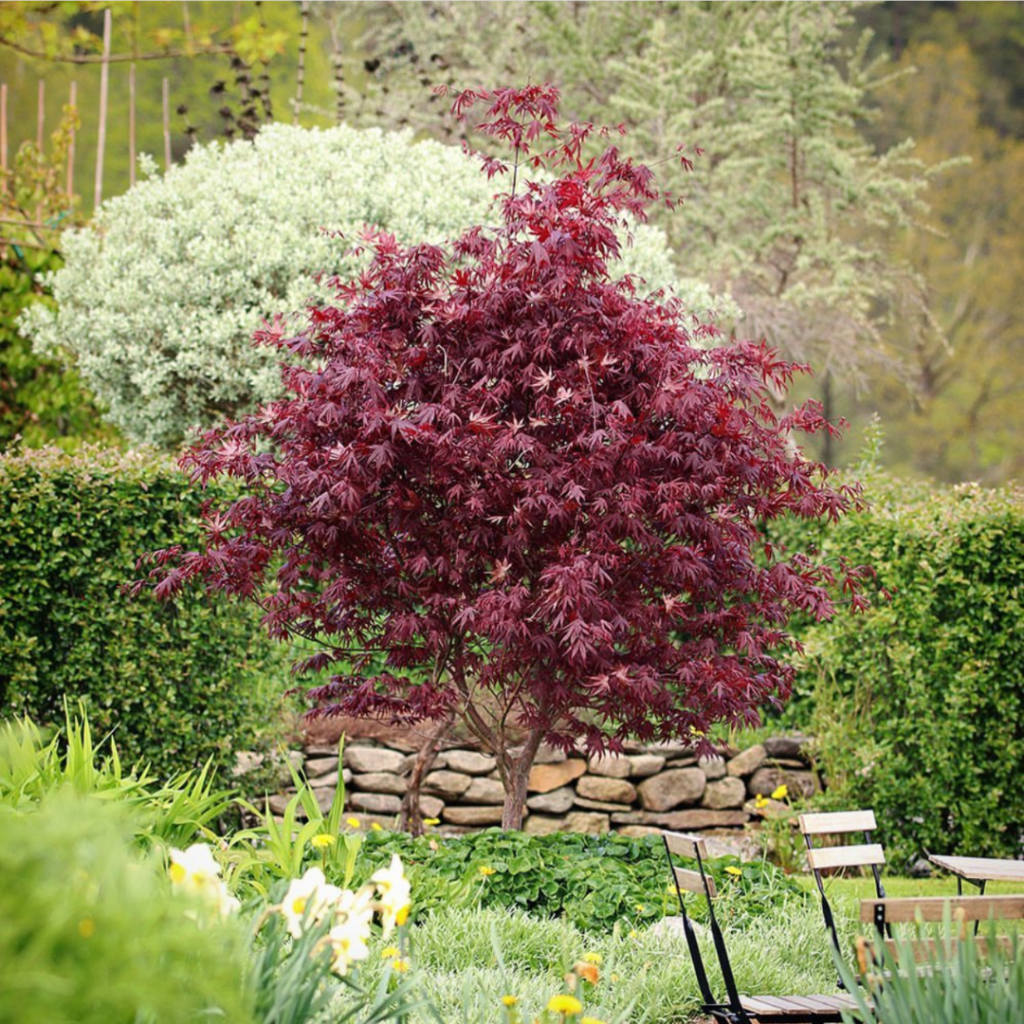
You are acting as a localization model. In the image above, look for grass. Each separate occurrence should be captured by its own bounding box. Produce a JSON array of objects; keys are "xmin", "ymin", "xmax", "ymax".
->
[{"xmin": 323, "ymin": 872, "xmax": 1022, "ymax": 1023}]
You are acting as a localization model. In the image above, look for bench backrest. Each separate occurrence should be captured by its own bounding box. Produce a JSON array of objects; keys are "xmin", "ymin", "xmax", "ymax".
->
[{"xmin": 860, "ymin": 895, "xmax": 1024, "ymax": 964}]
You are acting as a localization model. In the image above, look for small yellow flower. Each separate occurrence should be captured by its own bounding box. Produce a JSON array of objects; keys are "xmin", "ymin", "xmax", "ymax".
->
[
  {"xmin": 501, "ymin": 995, "xmax": 518, "ymax": 1007},
  {"xmin": 582, "ymin": 952, "xmax": 602, "ymax": 964},
  {"xmin": 380, "ymin": 945, "xmax": 401, "ymax": 959},
  {"xmin": 371, "ymin": 822, "xmax": 383, "ymax": 831},
  {"xmin": 311, "ymin": 833, "xmax": 336, "ymax": 850},
  {"xmin": 581, "ymin": 1018, "xmax": 608, "ymax": 1024},
  {"xmin": 546, "ymin": 994, "xmax": 583, "ymax": 1016},
  {"xmin": 479, "ymin": 865, "xmax": 496, "ymax": 877},
  {"xmin": 346, "ymin": 817, "xmax": 361, "ymax": 828},
  {"xmin": 610, "ymin": 974, "xmax": 619, "ymax": 983},
  {"xmin": 635, "ymin": 904, "xmax": 645, "ymax": 912},
  {"xmin": 627, "ymin": 930, "xmax": 637, "ymax": 940},
  {"xmin": 725, "ymin": 865, "xmax": 742, "ymax": 877},
  {"xmin": 423, "ymin": 817, "xmax": 440, "ymax": 826},
  {"xmin": 771, "ymin": 784, "xmax": 789, "ymax": 801},
  {"xmin": 78, "ymin": 918, "xmax": 95, "ymax": 938},
  {"xmin": 392, "ymin": 958, "xmax": 410, "ymax": 973},
  {"xmin": 755, "ymin": 794, "xmax": 769, "ymax": 809}
]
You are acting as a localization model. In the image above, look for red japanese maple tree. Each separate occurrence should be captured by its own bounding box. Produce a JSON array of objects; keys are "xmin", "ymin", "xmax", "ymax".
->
[{"xmin": 142, "ymin": 87, "xmax": 868, "ymax": 829}]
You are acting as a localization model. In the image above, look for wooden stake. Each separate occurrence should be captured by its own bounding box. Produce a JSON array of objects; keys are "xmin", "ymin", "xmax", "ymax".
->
[
  {"xmin": 67, "ymin": 81, "xmax": 76, "ymax": 200},
  {"xmin": 294, "ymin": 0, "xmax": 310, "ymax": 125},
  {"xmin": 36, "ymin": 79, "xmax": 45, "ymax": 150},
  {"xmin": 94, "ymin": 7, "xmax": 112, "ymax": 210},
  {"xmin": 1, "ymin": 84, "xmax": 7, "ymax": 188},
  {"xmin": 162, "ymin": 77, "xmax": 172, "ymax": 169},
  {"xmin": 129, "ymin": 63, "xmax": 136, "ymax": 187}
]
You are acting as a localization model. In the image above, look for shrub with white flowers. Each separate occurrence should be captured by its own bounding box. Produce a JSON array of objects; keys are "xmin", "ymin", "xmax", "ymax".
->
[{"xmin": 25, "ymin": 123, "xmax": 718, "ymax": 447}]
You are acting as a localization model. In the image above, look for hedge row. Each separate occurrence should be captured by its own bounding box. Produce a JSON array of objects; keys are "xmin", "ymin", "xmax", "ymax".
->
[
  {"xmin": 789, "ymin": 467, "xmax": 1023, "ymax": 863},
  {"xmin": 0, "ymin": 445, "xmax": 289, "ymax": 784}
]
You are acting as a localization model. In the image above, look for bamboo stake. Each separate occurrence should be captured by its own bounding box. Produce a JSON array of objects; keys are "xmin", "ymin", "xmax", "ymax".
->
[
  {"xmin": 67, "ymin": 81, "xmax": 76, "ymax": 200},
  {"xmin": 36, "ymin": 79, "xmax": 45, "ymax": 150},
  {"xmin": 1, "ymin": 83, "xmax": 7, "ymax": 189},
  {"xmin": 162, "ymin": 77, "xmax": 171, "ymax": 169},
  {"xmin": 294, "ymin": 0, "xmax": 310, "ymax": 124},
  {"xmin": 94, "ymin": 7, "xmax": 112, "ymax": 210},
  {"xmin": 129, "ymin": 63, "xmax": 136, "ymax": 186}
]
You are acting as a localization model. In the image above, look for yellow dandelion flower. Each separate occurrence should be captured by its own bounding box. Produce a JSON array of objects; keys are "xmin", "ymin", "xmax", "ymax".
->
[
  {"xmin": 346, "ymin": 816, "xmax": 361, "ymax": 828},
  {"xmin": 582, "ymin": 952, "xmax": 602, "ymax": 964},
  {"xmin": 479, "ymin": 865, "xmax": 496, "ymax": 876},
  {"xmin": 581, "ymin": 1018, "xmax": 608, "ymax": 1024},
  {"xmin": 311, "ymin": 833, "xmax": 336, "ymax": 849},
  {"xmin": 546, "ymin": 994, "xmax": 583, "ymax": 1016},
  {"xmin": 635, "ymin": 904, "xmax": 645, "ymax": 912},
  {"xmin": 392, "ymin": 958, "xmax": 410, "ymax": 973},
  {"xmin": 502, "ymin": 995, "xmax": 518, "ymax": 1007},
  {"xmin": 725, "ymin": 865, "xmax": 742, "ymax": 877},
  {"xmin": 371, "ymin": 822, "xmax": 383, "ymax": 831},
  {"xmin": 423, "ymin": 817, "xmax": 440, "ymax": 826},
  {"xmin": 754, "ymin": 794, "xmax": 769, "ymax": 809},
  {"xmin": 771, "ymin": 784, "xmax": 789, "ymax": 801},
  {"xmin": 380, "ymin": 945, "xmax": 400, "ymax": 959},
  {"xmin": 627, "ymin": 930, "xmax": 637, "ymax": 940}
]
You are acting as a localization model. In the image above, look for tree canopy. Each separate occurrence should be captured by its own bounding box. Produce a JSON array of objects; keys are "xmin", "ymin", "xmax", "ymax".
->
[{"xmin": 140, "ymin": 87, "xmax": 869, "ymax": 827}]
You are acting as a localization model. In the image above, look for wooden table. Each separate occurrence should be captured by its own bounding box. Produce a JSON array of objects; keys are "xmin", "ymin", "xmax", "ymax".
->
[{"xmin": 927, "ymin": 854, "xmax": 1024, "ymax": 895}]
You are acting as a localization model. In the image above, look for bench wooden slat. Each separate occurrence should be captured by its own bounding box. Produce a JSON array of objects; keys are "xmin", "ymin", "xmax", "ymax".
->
[
  {"xmin": 662, "ymin": 829, "xmax": 707, "ymax": 860},
  {"xmin": 861, "ymin": 895, "xmax": 1024, "ymax": 924},
  {"xmin": 879, "ymin": 935, "xmax": 1016, "ymax": 961},
  {"xmin": 807, "ymin": 843, "xmax": 885, "ymax": 870},
  {"xmin": 673, "ymin": 865, "xmax": 716, "ymax": 898},
  {"xmin": 799, "ymin": 810, "xmax": 876, "ymax": 835},
  {"xmin": 740, "ymin": 993, "xmax": 858, "ymax": 1019}
]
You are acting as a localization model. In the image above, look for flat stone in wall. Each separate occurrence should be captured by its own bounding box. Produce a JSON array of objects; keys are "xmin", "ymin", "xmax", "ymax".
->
[
  {"xmin": 345, "ymin": 747, "xmax": 406, "ymax": 775},
  {"xmin": 444, "ymin": 750, "xmax": 497, "ymax": 775},
  {"xmin": 528, "ymin": 759, "xmax": 586, "ymax": 793},
  {"xmin": 464, "ymin": 777, "xmax": 505, "ymax": 804},
  {"xmin": 747, "ymin": 766, "xmax": 818, "ymax": 800},
  {"xmin": 577, "ymin": 775, "xmax": 637, "ymax": 804},
  {"xmin": 587, "ymin": 753, "xmax": 632, "ymax": 779},
  {"xmin": 527, "ymin": 787, "xmax": 575, "ymax": 814},
  {"xmin": 423, "ymin": 770, "xmax": 473, "ymax": 800},
  {"xmin": 350, "ymin": 792, "xmax": 402, "ymax": 815},
  {"xmin": 627, "ymin": 754, "xmax": 665, "ymax": 777},
  {"xmin": 352, "ymin": 772, "xmax": 409, "ymax": 796},
  {"xmin": 564, "ymin": 811, "xmax": 610, "ymax": 834},
  {"xmin": 727, "ymin": 744, "xmax": 766, "ymax": 777},
  {"xmin": 701, "ymin": 777, "xmax": 747, "ymax": 810},
  {"xmin": 637, "ymin": 768, "xmax": 706, "ymax": 811},
  {"xmin": 698, "ymin": 755, "xmax": 726, "ymax": 781},
  {"xmin": 443, "ymin": 804, "xmax": 505, "ymax": 826}
]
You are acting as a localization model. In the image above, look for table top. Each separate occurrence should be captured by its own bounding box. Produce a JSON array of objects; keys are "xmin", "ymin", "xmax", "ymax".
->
[{"xmin": 928, "ymin": 854, "xmax": 1024, "ymax": 884}]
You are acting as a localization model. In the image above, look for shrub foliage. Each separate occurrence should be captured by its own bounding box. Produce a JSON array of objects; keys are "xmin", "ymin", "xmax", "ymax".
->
[
  {"xmin": 798, "ymin": 468, "xmax": 1024, "ymax": 862},
  {"xmin": 23, "ymin": 123, "xmax": 702, "ymax": 448},
  {"xmin": 0, "ymin": 446, "xmax": 287, "ymax": 783}
]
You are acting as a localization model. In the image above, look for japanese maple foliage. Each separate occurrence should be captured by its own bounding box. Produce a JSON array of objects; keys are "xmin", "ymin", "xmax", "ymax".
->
[{"xmin": 140, "ymin": 86, "xmax": 869, "ymax": 828}]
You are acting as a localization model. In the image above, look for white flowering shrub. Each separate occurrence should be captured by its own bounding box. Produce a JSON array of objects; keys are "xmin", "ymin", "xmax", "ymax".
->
[{"xmin": 25, "ymin": 123, "xmax": 717, "ymax": 446}]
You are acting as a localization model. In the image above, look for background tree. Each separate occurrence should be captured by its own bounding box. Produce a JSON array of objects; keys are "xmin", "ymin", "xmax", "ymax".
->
[
  {"xmin": 140, "ymin": 87, "xmax": 869, "ymax": 828},
  {"xmin": 23, "ymin": 121, "xmax": 707, "ymax": 448},
  {"xmin": 358, "ymin": 1, "xmax": 943, "ymax": 456}
]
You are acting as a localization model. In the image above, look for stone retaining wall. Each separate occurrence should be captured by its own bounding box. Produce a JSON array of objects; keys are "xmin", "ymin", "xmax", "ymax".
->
[{"xmin": 266, "ymin": 734, "xmax": 817, "ymax": 840}]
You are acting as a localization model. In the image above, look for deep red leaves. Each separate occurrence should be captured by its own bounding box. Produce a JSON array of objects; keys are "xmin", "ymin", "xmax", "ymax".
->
[{"xmin": 141, "ymin": 86, "xmax": 868, "ymax": 757}]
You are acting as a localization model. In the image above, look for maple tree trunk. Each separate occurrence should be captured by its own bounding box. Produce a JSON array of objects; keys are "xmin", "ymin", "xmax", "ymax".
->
[
  {"xmin": 399, "ymin": 709, "xmax": 454, "ymax": 837},
  {"xmin": 500, "ymin": 727, "xmax": 543, "ymax": 830}
]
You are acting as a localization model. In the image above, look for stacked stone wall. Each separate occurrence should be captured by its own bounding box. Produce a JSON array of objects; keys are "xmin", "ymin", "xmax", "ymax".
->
[{"xmin": 265, "ymin": 735, "xmax": 817, "ymax": 840}]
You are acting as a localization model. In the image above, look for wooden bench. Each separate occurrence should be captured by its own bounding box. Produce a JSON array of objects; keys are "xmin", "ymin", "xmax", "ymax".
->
[
  {"xmin": 662, "ymin": 830, "xmax": 859, "ymax": 1023},
  {"xmin": 860, "ymin": 895, "xmax": 1024, "ymax": 963}
]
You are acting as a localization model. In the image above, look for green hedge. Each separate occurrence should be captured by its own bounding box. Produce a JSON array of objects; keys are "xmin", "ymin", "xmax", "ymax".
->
[
  {"xmin": 793, "ymin": 468, "xmax": 1023, "ymax": 864},
  {"xmin": 0, "ymin": 445, "xmax": 289, "ymax": 785}
]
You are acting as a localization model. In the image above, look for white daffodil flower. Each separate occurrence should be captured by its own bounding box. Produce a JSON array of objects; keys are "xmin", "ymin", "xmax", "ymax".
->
[
  {"xmin": 327, "ymin": 889, "xmax": 374, "ymax": 977},
  {"xmin": 280, "ymin": 866, "xmax": 343, "ymax": 939},
  {"xmin": 168, "ymin": 843, "xmax": 222, "ymax": 894},
  {"xmin": 370, "ymin": 854, "xmax": 412, "ymax": 938}
]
